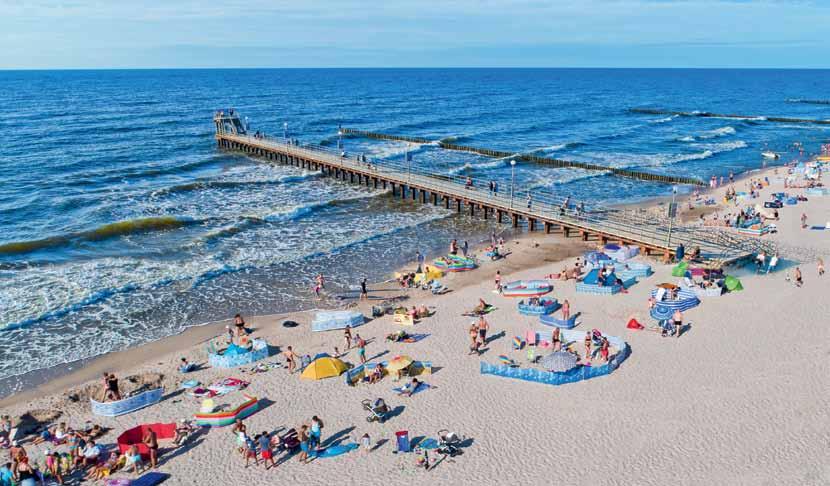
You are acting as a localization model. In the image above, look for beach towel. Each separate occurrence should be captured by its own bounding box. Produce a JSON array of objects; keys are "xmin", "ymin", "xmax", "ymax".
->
[
  {"xmin": 402, "ymin": 334, "xmax": 429, "ymax": 343},
  {"xmin": 393, "ymin": 382, "xmax": 431, "ymax": 396},
  {"xmin": 810, "ymin": 226, "xmax": 828, "ymax": 231},
  {"xmin": 626, "ymin": 318, "xmax": 644, "ymax": 330},
  {"xmin": 311, "ymin": 443, "xmax": 359, "ymax": 458},
  {"xmin": 462, "ymin": 305, "xmax": 496, "ymax": 317},
  {"xmin": 128, "ymin": 472, "xmax": 170, "ymax": 486}
]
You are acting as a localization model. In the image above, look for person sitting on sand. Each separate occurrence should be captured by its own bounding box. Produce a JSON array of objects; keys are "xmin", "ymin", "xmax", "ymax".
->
[
  {"xmin": 599, "ymin": 338, "xmax": 610, "ymax": 362},
  {"xmin": 86, "ymin": 451, "xmax": 121, "ymax": 481},
  {"xmin": 174, "ymin": 419, "xmax": 195, "ymax": 447},
  {"xmin": 417, "ymin": 305, "xmax": 429, "ymax": 318},
  {"xmin": 179, "ymin": 357, "xmax": 196, "ymax": 373},
  {"xmin": 234, "ymin": 314, "xmax": 246, "ymax": 337},
  {"xmin": 368, "ymin": 364, "xmax": 384, "ymax": 384},
  {"xmin": 102, "ymin": 372, "xmax": 121, "ymax": 402},
  {"xmin": 402, "ymin": 378, "xmax": 422, "ymax": 397},
  {"xmin": 474, "ymin": 298, "xmax": 489, "ymax": 314},
  {"xmin": 78, "ymin": 440, "xmax": 101, "ymax": 469}
]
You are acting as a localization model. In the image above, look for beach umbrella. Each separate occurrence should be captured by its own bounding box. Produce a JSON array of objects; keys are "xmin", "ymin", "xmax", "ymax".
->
[
  {"xmin": 584, "ymin": 251, "xmax": 612, "ymax": 265},
  {"xmin": 724, "ymin": 275, "xmax": 743, "ymax": 291},
  {"xmin": 657, "ymin": 283, "xmax": 678, "ymax": 289},
  {"xmin": 301, "ymin": 356, "xmax": 348, "ymax": 380},
  {"xmin": 650, "ymin": 305, "xmax": 675, "ymax": 321},
  {"xmin": 540, "ymin": 351, "xmax": 578, "ymax": 373},
  {"xmin": 386, "ymin": 355, "xmax": 414, "ymax": 373},
  {"xmin": 498, "ymin": 355, "xmax": 513, "ymax": 365}
]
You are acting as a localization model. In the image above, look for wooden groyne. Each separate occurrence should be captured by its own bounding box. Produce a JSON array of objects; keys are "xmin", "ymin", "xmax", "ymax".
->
[
  {"xmin": 630, "ymin": 108, "xmax": 830, "ymax": 125},
  {"xmin": 340, "ymin": 128, "xmax": 705, "ymax": 186},
  {"xmin": 786, "ymin": 99, "xmax": 830, "ymax": 106}
]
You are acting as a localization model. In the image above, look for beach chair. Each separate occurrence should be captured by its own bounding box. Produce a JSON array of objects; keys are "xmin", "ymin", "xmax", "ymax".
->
[{"xmin": 655, "ymin": 287, "xmax": 667, "ymax": 302}]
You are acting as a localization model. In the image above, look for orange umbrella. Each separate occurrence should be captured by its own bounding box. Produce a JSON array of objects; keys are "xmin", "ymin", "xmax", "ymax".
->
[
  {"xmin": 386, "ymin": 355, "xmax": 414, "ymax": 372},
  {"xmin": 657, "ymin": 283, "xmax": 678, "ymax": 289}
]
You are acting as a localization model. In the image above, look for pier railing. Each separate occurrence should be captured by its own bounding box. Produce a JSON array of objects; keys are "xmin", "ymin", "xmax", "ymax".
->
[{"xmin": 219, "ymin": 132, "xmax": 759, "ymax": 264}]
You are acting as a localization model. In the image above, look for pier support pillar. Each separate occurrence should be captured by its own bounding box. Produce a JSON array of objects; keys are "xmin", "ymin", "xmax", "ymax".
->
[
  {"xmin": 383, "ymin": 180, "xmax": 388, "ymax": 190},
  {"xmin": 469, "ymin": 203, "xmax": 475, "ymax": 217},
  {"xmin": 420, "ymin": 190, "xmax": 427, "ymax": 203},
  {"xmin": 512, "ymin": 214, "xmax": 519, "ymax": 228},
  {"xmin": 483, "ymin": 207, "xmax": 488, "ymax": 220},
  {"xmin": 497, "ymin": 210, "xmax": 503, "ymax": 223},
  {"xmin": 544, "ymin": 222, "xmax": 552, "ymax": 234},
  {"xmin": 373, "ymin": 178, "xmax": 378, "ymax": 189},
  {"xmin": 563, "ymin": 227, "xmax": 571, "ymax": 238},
  {"xmin": 529, "ymin": 218, "xmax": 536, "ymax": 231},
  {"xmin": 431, "ymin": 193, "xmax": 438, "ymax": 205},
  {"xmin": 580, "ymin": 231, "xmax": 588, "ymax": 241},
  {"xmin": 444, "ymin": 197, "xmax": 450, "ymax": 209},
  {"xmin": 456, "ymin": 199, "xmax": 462, "ymax": 213},
  {"xmin": 401, "ymin": 185, "xmax": 407, "ymax": 200}
]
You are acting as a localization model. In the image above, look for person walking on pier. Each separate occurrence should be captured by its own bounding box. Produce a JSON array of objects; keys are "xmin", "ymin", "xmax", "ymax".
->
[
  {"xmin": 526, "ymin": 194, "xmax": 532, "ymax": 210},
  {"xmin": 488, "ymin": 180, "xmax": 495, "ymax": 196}
]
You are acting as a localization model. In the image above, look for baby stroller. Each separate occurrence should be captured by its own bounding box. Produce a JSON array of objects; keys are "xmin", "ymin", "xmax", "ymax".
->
[
  {"xmin": 428, "ymin": 280, "xmax": 449, "ymax": 295},
  {"xmin": 280, "ymin": 428, "xmax": 301, "ymax": 451},
  {"xmin": 362, "ymin": 398, "xmax": 390, "ymax": 423},
  {"xmin": 436, "ymin": 429, "xmax": 464, "ymax": 457}
]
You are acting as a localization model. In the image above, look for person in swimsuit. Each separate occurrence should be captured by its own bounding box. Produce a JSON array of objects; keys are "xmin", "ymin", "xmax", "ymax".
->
[
  {"xmin": 45, "ymin": 451, "xmax": 64, "ymax": 484},
  {"xmin": 477, "ymin": 316, "xmax": 489, "ymax": 346},
  {"xmin": 494, "ymin": 271, "xmax": 502, "ymax": 292},
  {"xmin": 818, "ymin": 258, "xmax": 825, "ymax": 277},
  {"xmin": 468, "ymin": 324, "xmax": 480, "ymax": 355},
  {"xmin": 343, "ymin": 326, "xmax": 352, "ymax": 350},
  {"xmin": 552, "ymin": 327, "xmax": 562, "ymax": 352},
  {"xmin": 356, "ymin": 335, "xmax": 367, "ymax": 364},
  {"xmin": 673, "ymin": 309, "xmax": 683, "ymax": 338},
  {"xmin": 259, "ymin": 431, "xmax": 276, "ymax": 469},
  {"xmin": 13, "ymin": 456, "xmax": 37, "ymax": 486},
  {"xmin": 474, "ymin": 298, "xmax": 489, "ymax": 314},
  {"xmin": 234, "ymin": 314, "xmax": 246, "ymax": 336},
  {"xmin": 600, "ymin": 338, "xmax": 610, "ymax": 362},
  {"xmin": 561, "ymin": 300, "xmax": 570, "ymax": 321},
  {"xmin": 283, "ymin": 346, "xmax": 297, "ymax": 374},
  {"xmin": 310, "ymin": 417, "xmax": 323, "ymax": 450},
  {"xmin": 794, "ymin": 267, "xmax": 803, "ymax": 287},
  {"xmin": 360, "ymin": 278, "xmax": 368, "ymax": 300},
  {"xmin": 142, "ymin": 428, "xmax": 158, "ymax": 468},
  {"xmin": 584, "ymin": 332, "xmax": 592, "ymax": 362},
  {"xmin": 298, "ymin": 426, "xmax": 310, "ymax": 464},
  {"xmin": 103, "ymin": 373, "xmax": 121, "ymax": 401},
  {"xmin": 403, "ymin": 378, "xmax": 422, "ymax": 397}
]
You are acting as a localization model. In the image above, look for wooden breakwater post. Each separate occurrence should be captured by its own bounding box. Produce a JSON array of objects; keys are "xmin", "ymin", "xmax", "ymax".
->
[
  {"xmin": 629, "ymin": 108, "xmax": 830, "ymax": 125},
  {"xmin": 340, "ymin": 128, "xmax": 705, "ymax": 186}
]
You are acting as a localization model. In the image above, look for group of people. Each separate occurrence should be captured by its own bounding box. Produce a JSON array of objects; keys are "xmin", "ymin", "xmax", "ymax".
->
[
  {"xmin": 233, "ymin": 415, "xmax": 325, "ymax": 468},
  {"xmin": 467, "ymin": 315, "xmax": 490, "ymax": 355}
]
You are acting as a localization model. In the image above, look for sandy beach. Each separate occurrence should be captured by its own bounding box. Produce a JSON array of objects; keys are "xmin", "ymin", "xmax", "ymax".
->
[{"xmin": 2, "ymin": 164, "xmax": 829, "ymax": 485}]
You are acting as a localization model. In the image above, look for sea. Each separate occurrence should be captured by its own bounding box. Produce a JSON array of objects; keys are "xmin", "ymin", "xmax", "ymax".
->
[{"xmin": 1, "ymin": 68, "xmax": 828, "ymax": 397}]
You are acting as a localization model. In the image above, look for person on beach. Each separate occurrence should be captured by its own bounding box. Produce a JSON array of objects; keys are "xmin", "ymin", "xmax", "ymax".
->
[
  {"xmin": 818, "ymin": 258, "xmax": 825, "ymax": 277},
  {"xmin": 477, "ymin": 315, "xmax": 489, "ymax": 345},
  {"xmin": 526, "ymin": 193, "xmax": 532, "ymax": 209},
  {"xmin": 259, "ymin": 431, "xmax": 276, "ymax": 469},
  {"xmin": 402, "ymin": 378, "xmax": 423, "ymax": 397},
  {"xmin": 297, "ymin": 426, "xmax": 310, "ymax": 464},
  {"xmin": 283, "ymin": 346, "xmax": 297, "ymax": 373},
  {"xmin": 368, "ymin": 364, "xmax": 383, "ymax": 384},
  {"xmin": 584, "ymin": 332, "xmax": 592, "ymax": 363},
  {"xmin": 494, "ymin": 270, "xmax": 502, "ymax": 293},
  {"xmin": 360, "ymin": 278, "xmax": 368, "ymax": 300},
  {"xmin": 316, "ymin": 273, "xmax": 325, "ymax": 290},
  {"xmin": 794, "ymin": 267, "xmax": 803, "ymax": 287},
  {"xmin": 552, "ymin": 327, "xmax": 562, "ymax": 351},
  {"xmin": 562, "ymin": 299, "xmax": 570, "ymax": 322},
  {"xmin": 450, "ymin": 239, "xmax": 458, "ymax": 255},
  {"xmin": 344, "ymin": 325, "xmax": 352, "ymax": 350},
  {"xmin": 474, "ymin": 298, "xmax": 489, "ymax": 314},
  {"xmin": 673, "ymin": 309, "xmax": 683, "ymax": 338},
  {"xmin": 142, "ymin": 427, "xmax": 158, "ymax": 468},
  {"xmin": 356, "ymin": 335, "xmax": 367, "ymax": 364},
  {"xmin": 310, "ymin": 416, "xmax": 324, "ymax": 449},
  {"xmin": 243, "ymin": 433, "xmax": 258, "ymax": 468},
  {"xmin": 756, "ymin": 251, "xmax": 766, "ymax": 272},
  {"xmin": 0, "ymin": 416, "xmax": 11, "ymax": 443},
  {"xmin": 102, "ymin": 373, "xmax": 121, "ymax": 402},
  {"xmin": 232, "ymin": 420, "xmax": 247, "ymax": 456},
  {"xmin": 173, "ymin": 419, "xmax": 195, "ymax": 447},
  {"xmin": 13, "ymin": 456, "xmax": 37, "ymax": 486},
  {"xmin": 462, "ymin": 241, "xmax": 468, "ymax": 257},
  {"xmin": 801, "ymin": 213, "xmax": 808, "ymax": 229},
  {"xmin": 234, "ymin": 314, "xmax": 246, "ymax": 336},
  {"xmin": 599, "ymin": 337, "xmax": 610, "ymax": 362},
  {"xmin": 416, "ymin": 251, "xmax": 424, "ymax": 273},
  {"xmin": 767, "ymin": 253, "xmax": 779, "ymax": 275},
  {"xmin": 468, "ymin": 323, "xmax": 480, "ymax": 355}
]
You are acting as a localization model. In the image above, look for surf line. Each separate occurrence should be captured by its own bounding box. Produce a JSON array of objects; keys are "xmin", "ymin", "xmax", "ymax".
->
[
  {"xmin": 630, "ymin": 108, "xmax": 830, "ymax": 125},
  {"xmin": 340, "ymin": 128, "xmax": 705, "ymax": 186}
]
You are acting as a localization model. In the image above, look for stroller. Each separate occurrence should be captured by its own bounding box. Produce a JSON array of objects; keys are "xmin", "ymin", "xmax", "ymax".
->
[
  {"xmin": 428, "ymin": 280, "xmax": 449, "ymax": 295},
  {"xmin": 362, "ymin": 398, "xmax": 391, "ymax": 423},
  {"xmin": 436, "ymin": 429, "xmax": 464, "ymax": 457}
]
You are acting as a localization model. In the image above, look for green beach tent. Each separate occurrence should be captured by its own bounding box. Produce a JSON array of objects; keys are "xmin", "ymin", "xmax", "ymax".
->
[
  {"xmin": 724, "ymin": 275, "xmax": 743, "ymax": 291},
  {"xmin": 671, "ymin": 262, "xmax": 689, "ymax": 277}
]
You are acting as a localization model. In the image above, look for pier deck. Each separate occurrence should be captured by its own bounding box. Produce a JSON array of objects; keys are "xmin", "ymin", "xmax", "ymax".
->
[{"xmin": 214, "ymin": 114, "xmax": 768, "ymax": 265}]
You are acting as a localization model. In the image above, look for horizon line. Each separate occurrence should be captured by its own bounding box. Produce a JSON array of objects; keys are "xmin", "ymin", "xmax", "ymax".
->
[{"xmin": 3, "ymin": 66, "xmax": 830, "ymax": 72}]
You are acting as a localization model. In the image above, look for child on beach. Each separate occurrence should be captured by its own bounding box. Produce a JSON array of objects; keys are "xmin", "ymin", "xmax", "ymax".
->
[
  {"xmin": 562, "ymin": 300, "xmax": 570, "ymax": 321},
  {"xmin": 468, "ymin": 323, "xmax": 480, "ymax": 355},
  {"xmin": 673, "ymin": 309, "xmax": 683, "ymax": 339},
  {"xmin": 298, "ymin": 426, "xmax": 310, "ymax": 464},
  {"xmin": 361, "ymin": 433, "xmax": 371, "ymax": 454},
  {"xmin": 356, "ymin": 335, "xmax": 367, "ymax": 364}
]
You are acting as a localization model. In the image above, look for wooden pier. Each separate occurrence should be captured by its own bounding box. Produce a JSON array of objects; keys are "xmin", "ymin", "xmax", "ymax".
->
[{"xmin": 214, "ymin": 112, "xmax": 767, "ymax": 265}]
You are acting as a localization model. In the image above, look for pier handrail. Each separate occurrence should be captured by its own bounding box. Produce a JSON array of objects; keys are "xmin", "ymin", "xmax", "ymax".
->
[{"xmin": 221, "ymin": 132, "xmax": 757, "ymax": 262}]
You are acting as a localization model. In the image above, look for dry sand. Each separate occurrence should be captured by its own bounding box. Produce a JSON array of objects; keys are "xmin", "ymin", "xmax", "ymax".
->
[{"xmin": 1, "ymin": 166, "xmax": 829, "ymax": 485}]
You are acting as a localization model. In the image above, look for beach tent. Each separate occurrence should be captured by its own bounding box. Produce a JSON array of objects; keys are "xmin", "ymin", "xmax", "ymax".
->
[
  {"xmin": 301, "ymin": 357, "xmax": 348, "ymax": 380},
  {"xmin": 386, "ymin": 355, "xmax": 414, "ymax": 373},
  {"xmin": 584, "ymin": 251, "xmax": 613, "ymax": 266},
  {"xmin": 671, "ymin": 262, "xmax": 689, "ymax": 277},
  {"xmin": 724, "ymin": 275, "xmax": 743, "ymax": 292}
]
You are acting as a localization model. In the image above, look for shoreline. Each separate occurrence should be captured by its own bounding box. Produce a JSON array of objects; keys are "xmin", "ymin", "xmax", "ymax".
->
[{"xmin": 0, "ymin": 160, "xmax": 784, "ymax": 406}]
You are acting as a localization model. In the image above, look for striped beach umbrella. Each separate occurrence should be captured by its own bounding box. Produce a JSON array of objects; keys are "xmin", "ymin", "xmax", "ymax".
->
[{"xmin": 540, "ymin": 351, "xmax": 578, "ymax": 373}]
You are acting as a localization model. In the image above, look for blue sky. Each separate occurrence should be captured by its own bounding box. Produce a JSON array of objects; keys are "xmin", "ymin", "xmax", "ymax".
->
[{"xmin": 2, "ymin": 0, "xmax": 829, "ymax": 69}]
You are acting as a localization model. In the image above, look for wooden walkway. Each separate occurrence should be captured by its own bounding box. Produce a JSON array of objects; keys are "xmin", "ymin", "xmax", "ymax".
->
[{"xmin": 213, "ymin": 114, "xmax": 764, "ymax": 265}]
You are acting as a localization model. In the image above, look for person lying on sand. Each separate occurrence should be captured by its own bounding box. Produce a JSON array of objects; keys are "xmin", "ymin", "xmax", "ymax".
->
[
  {"xmin": 474, "ymin": 298, "xmax": 489, "ymax": 313},
  {"xmin": 401, "ymin": 378, "xmax": 422, "ymax": 397}
]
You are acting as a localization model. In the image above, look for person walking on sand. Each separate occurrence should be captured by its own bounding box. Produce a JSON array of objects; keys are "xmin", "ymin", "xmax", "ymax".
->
[
  {"xmin": 416, "ymin": 251, "xmax": 424, "ymax": 273},
  {"xmin": 801, "ymin": 213, "xmax": 808, "ymax": 229},
  {"xmin": 297, "ymin": 426, "xmax": 310, "ymax": 464},
  {"xmin": 477, "ymin": 315, "xmax": 489, "ymax": 346},
  {"xmin": 142, "ymin": 427, "xmax": 158, "ymax": 469},
  {"xmin": 283, "ymin": 346, "xmax": 298, "ymax": 374},
  {"xmin": 767, "ymin": 253, "xmax": 779, "ymax": 275},
  {"xmin": 356, "ymin": 334, "xmax": 367, "ymax": 364},
  {"xmin": 343, "ymin": 325, "xmax": 352, "ymax": 350},
  {"xmin": 673, "ymin": 309, "xmax": 683, "ymax": 338},
  {"xmin": 450, "ymin": 239, "xmax": 458, "ymax": 255},
  {"xmin": 462, "ymin": 241, "xmax": 469, "ymax": 257},
  {"xmin": 794, "ymin": 267, "xmax": 803, "ymax": 287},
  {"xmin": 310, "ymin": 416, "xmax": 324, "ymax": 450},
  {"xmin": 818, "ymin": 258, "xmax": 825, "ymax": 277},
  {"xmin": 562, "ymin": 299, "xmax": 570, "ymax": 321},
  {"xmin": 259, "ymin": 431, "xmax": 276, "ymax": 470},
  {"xmin": 360, "ymin": 278, "xmax": 368, "ymax": 300},
  {"xmin": 494, "ymin": 270, "xmax": 502, "ymax": 293},
  {"xmin": 468, "ymin": 323, "xmax": 480, "ymax": 355}
]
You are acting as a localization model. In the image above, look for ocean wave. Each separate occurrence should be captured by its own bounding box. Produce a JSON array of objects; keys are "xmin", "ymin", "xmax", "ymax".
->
[
  {"xmin": 65, "ymin": 155, "xmax": 229, "ymax": 187},
  {"xmin": 446, "ymin": 158, "xmax": 508, "ymax": 175},
  {"xmin": 649, "ymin": 115, "xmax": 678, "ymax": 124},
  {"xmin": 151, "ymin": 172, "xmax": 321, "ymax": 197},
  {"xmin": 523, "ymin": 141, "xmax": 585, "ymax": 155},
  {"xmin": 678, "ymin": 126, "xmax": 736, "ymax": 142},
  {"xmin": 583, "ymin": 139, "xmax": 747, "ymax": 169},
  {"xmin": 0, "ymin": 216, "xmax": 197, "ymax": 256}
]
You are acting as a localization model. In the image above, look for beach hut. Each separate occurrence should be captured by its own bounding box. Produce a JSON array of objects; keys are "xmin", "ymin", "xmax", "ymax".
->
[{"xmin": 301, "ymin": 357, "xmax": 348, "ymax": 380}]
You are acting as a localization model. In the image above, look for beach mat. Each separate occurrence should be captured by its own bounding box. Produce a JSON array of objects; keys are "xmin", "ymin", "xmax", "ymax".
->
[
  {"xmin": 810, "ymin": 226, "xmax": 828, "ymax": 230},
  {"xmin": 462, "ymin": 305, "xmax": 496, "ymax": 317},
  {"xmin": 393, "ymin": 382, "xmax": 431, "ymax": 396},
  {"xmin": 312, "ymin": 443, "xmax": 359, "ymax": 458},
  {"xmin": 403, "ymin": 333, "xmax": 430, "ymax": 343},
  {"xmin": 131, "ymin": 472, "xmax": 170, "ymax": 486}
]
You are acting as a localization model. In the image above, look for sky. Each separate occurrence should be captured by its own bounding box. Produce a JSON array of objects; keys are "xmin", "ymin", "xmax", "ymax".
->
[{"xmin": 2, "ymin": 0, "xmax": 829, "ymax": 69}]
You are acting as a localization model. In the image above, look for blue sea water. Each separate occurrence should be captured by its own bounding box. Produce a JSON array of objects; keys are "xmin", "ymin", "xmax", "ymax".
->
[{"xmin": 1, "ymin": 68, "xmax": 828, "ymax": 394}]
